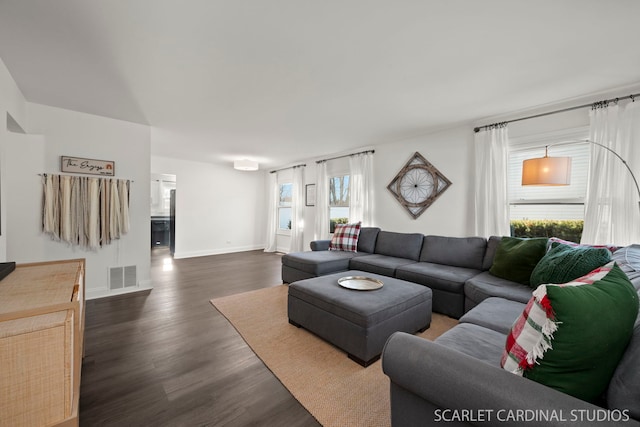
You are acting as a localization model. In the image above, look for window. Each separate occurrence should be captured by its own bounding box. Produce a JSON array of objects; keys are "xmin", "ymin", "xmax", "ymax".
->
[
  {"xmin": 329, "ymin": 175, "xmax": 350, "ymax": 232},
  {"xmin": 278, "ymin": 183, "xmax": 292, "ymax": 232},
  {"xmin": 508, "ymin": 131, "xmax": 589, "ymax": 241}
]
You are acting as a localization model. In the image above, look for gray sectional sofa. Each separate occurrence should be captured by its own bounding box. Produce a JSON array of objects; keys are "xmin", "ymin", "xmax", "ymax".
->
[
  {"xmin": 282, "ymin": 228, "xmax": 640, "ymax": 426},
  {"xmin": 382, "ymin": 247, "xmax": 640, "ymax": 426},
  {"xmin": 282, "ymin": 227, "xmax": 531, "ymax": 319}
]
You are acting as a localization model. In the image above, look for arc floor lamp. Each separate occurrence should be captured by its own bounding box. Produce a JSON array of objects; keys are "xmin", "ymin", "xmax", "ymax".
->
[{"xmin": 521, "ymin": 139, "xmax": 640, "ymax": 213}]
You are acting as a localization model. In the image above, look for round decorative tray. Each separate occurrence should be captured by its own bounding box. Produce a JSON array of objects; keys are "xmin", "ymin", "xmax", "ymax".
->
[{"xmin": 337, "ymin": 276, "xmax": 384, "ymax": 291}]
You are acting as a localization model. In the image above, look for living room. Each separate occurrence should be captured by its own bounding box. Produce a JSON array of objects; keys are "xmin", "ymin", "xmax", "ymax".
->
[
  {"xmin": 1, "ymin": 1, "xmax": 640, "ymax": 298},
  {"xmin": 1, "ymin": 1, "xmax": 640, "ymax": 426}
]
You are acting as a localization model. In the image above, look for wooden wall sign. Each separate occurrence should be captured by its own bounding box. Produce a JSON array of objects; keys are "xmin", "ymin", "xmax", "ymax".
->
[{"xmin": 61, "ymin": 156, "xmax": 115, "ymax": 176}]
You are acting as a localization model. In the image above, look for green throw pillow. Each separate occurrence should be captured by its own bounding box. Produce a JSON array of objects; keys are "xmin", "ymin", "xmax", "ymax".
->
[
  {"xmin": 489, "ymin": 237, "xmax": 548, "ymax": 285},
  {"xmin": 529, "ymin": 242, "xmax": 612, "ymax": 287},
  {"xmin": 524, "ymin": 263, "xmax": 638, "ymax": 402}
]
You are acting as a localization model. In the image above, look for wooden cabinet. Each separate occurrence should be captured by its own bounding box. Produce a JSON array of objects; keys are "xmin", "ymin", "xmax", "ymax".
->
[{"xmin": 0, "ymin": 259, "xmax": 85, "ymax": 427}]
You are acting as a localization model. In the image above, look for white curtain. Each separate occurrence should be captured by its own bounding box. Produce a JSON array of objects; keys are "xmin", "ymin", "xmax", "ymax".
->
[
  {"xmin": 349, "ymin": 152, "xmax": 374, "ymax": 226},
  {"xmin": 474, "ymin": 125, "xmax": 511, "ymax": 237},
  {"xmin": 263, "ymin": 172, "xmax": 278, "ymax": 252},
  {"xmin": 290, "ymin": 166, "xmax": 305, "ymax": 252},
  {"xmin": 582, "ymin": 101, "xmax": 640, "ymax": 246},
  {"xmin": 314, "ymin": 161, "xmax": 330, "ymax": 240}
]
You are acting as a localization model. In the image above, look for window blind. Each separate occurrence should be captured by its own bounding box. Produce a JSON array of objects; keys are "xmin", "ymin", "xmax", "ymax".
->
[{"xmin": 509, "ymin": 144, "xmax": 590, "ymax": 202}]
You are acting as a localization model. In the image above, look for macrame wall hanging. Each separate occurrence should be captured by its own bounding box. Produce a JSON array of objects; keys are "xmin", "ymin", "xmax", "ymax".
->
[{"xmin": 42, "ymin": 174, "xmax": 131, "ymax": 250}]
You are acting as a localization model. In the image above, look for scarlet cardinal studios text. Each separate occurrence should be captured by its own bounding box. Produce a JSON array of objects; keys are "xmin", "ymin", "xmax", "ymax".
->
[{"xmin": 433, "ymin": 409, "xmax": 630, "ymax": 423}]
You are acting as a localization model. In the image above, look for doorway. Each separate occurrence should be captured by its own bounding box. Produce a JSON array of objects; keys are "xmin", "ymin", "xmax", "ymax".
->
[{"xmin": 150, "ymin": 173, "xmax": 176, "ymax": 255}]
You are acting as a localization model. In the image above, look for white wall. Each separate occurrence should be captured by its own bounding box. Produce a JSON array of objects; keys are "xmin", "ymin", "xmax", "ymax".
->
[
  {"xmin": 151, "ymin": 156, "xmax": 266, "ymax": 258},
  {"xmin": 373, "ymin": 126, "xmax": 474, "ymax": 236},
  {"xmin": 0, "ymin": 57, "xmax": 28, "ymax": 261},
  {"xmin": 508, "ymin": 109, "xmax": 589, "ymax": 139},
  {"xmin": 0, "ymin": 56, "xmax": 152, "ymax": 300},
  {"xmin": 5, "ymin": 133, "xmax": 46, "ymax": 261},
  {"xmin": 8, "ymin": 103, "xmax": 152, "ymax": 299},
  {"xmin": 288, "ymin": 127, "xmax": 475, "ymax": 249},
  {"xmin": 290, "ymin": 85, "xmax": 640, "ymax": 244}
]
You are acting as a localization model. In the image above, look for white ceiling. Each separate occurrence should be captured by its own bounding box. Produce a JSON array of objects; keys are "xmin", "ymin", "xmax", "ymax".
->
[{"xmin": 1, "ymin": 1, "xmax": 639, "ymax": 168}]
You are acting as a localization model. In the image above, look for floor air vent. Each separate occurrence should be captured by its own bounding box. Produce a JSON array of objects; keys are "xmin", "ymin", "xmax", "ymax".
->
[{"xmin": 109, "ymin": 265, "xmax": 137, "ymax": 290}]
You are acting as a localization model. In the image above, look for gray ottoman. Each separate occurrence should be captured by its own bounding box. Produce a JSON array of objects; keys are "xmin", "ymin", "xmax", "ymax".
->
[{"xmin": 288, "ymin": 270, "xmax": 432, "ymax": 366}]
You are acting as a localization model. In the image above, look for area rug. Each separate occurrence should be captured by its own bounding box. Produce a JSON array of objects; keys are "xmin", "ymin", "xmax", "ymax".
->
[{"xmin": 210, "ymin": 285, "xmax": 458, "ymax": 427}]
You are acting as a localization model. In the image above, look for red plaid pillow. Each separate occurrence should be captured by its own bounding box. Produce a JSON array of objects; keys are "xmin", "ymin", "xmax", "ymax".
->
[
  {"xmin": 501, "ymin": 261, "xmax": 614, "ymax": 374},
  {"xmin": 329, "ymin": 222, "xmax": 361, "ymax": 252}
]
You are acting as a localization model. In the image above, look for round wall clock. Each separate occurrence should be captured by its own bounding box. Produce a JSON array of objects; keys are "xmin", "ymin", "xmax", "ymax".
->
[{"xmin": 387, "ymin": 152, "xmax": 452, "ymax": 219}]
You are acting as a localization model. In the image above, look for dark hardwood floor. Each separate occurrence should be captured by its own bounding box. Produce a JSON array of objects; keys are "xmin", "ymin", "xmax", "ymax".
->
[{"xmin": 80, "ymin": 248, "xmax": 321, "ymax": 427}]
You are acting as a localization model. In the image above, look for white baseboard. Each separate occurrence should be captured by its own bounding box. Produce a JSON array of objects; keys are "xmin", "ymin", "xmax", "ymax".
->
[
  {"xmin": 86, "ymin": 283, "xmax": 154, "ymax": 300},
  {"xmin": 138, "ymin": 279, "xmax": 152, "ymax": 288},
  {"xmin": 173, "ymin": 244, "xmax": 266, "ymax": 259}
]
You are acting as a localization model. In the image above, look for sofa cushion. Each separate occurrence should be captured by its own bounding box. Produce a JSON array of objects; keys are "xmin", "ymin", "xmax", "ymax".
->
[
  {"xmin": 547, "ymin": 236, "xmax": 621, "ymax": 254},
  {"xmin": 489, "ymin": 236, "xmax": 548, "ymax": 286},
  {"xmin": 349, "ymin": 254, "xmax": 418, "ymax": 277},
  {"xmin": 458, "ymin": 297, "xmax": 525, "ymax": 335},
  {"xmin": 607, "ymin": 314, "xmax": 640, "ymax": 420},
  {"xmin": 357, "ymin": 227, "xmax": 381, "ymax": 253},
  {"xmin": 613, "ymin": 244, "xmax": 640, "ymax": 290},
  {"xmin": 396, "ymin": 262, "xmax": 479, "ymax": 294},
  {"xmin": 329, "ymin": 222, "xmax": 361, "ymax": 252},
  {"xmin": 481, "ymin": 236, "xmax": 502, "ymax": 271},
  {"xmin": 310, "ymin": 240, "xmax": 330, "ymax": 251},
  {"xmin": 529, "ymin": 242, "xmax": 612, "ymax": 287},
  {"xmin": 374, "ymin": 231, "xmax": 423, "ymax": 261},
  {"xmin": 420, "ymin": 235, "xmax": 486, "ymax": 270},
  {"xmin": 501, "ymin": 262, "xmax": 639, "ymax": 403},
  {"xmin": 434, "ymin": 323, "xmax": 506, "ymax": 367},
  {"xmin": 464, "ymin": 271, "xmax": 533, "ymax": 307},
  {"xmin": 282, "ymin": 250, "xmax": 360, "ymax": 276}
]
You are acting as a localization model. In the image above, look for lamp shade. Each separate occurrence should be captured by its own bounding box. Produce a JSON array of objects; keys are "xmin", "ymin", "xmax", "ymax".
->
[
  {"xmin": 234, "ymin": 159, "xmax": 259, "ymax": 171},
  {"xmin": 522, "ymin": 156, "xmax": 571, "ymax": 186}
]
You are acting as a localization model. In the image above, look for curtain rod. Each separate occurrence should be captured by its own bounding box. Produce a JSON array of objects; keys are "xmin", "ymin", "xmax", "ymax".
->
[
  {"xmin": 39, "ymin": 173, "xmax": 134, "ymax": 182},
  {"xmin": 474, "ymin": 93, "xmax": 639, "ymax": 133},
  {"xmin": 269, "ymin": 163, "xmax": 307, "ymax": 174},
  {"xmin": 316, "ymin": 149, "xmax": 375, "ymax": 164}
]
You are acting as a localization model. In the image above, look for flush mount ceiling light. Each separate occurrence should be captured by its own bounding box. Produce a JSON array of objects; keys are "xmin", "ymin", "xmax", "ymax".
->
[{"xmin": 233, "ymin": 159, "xmax": 259, "ymax": 171}]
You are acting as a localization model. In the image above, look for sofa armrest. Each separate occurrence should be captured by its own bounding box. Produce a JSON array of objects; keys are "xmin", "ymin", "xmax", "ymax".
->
[
  {"xmin": 382, "ymin": 332, "xmax": 639, "ymax": 427},
  {"xmin": 310, "ymin": 240, "xmax": 331, "ymax": 251}
]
